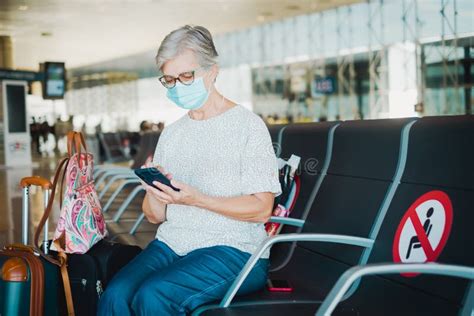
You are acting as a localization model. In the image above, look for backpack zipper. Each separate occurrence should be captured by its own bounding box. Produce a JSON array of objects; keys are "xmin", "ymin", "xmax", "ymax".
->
[
  {"xmin": 70, "ymin": 277, "xmax": 87, "ymax": 292},
  {"xmin": 96, "ymin": 280, "xmax": 103, "ymax": 298},
  {"xmin": 81, "ymin": 278, "xmax": 87, "ymax": 291}
]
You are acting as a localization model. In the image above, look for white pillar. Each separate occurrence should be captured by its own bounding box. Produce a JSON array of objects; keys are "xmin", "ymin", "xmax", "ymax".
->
[{"xmin": 387, "ymin": 43, "xmax": 418, "ymax": 118}]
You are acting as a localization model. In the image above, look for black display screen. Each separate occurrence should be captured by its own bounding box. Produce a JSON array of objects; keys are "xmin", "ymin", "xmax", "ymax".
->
[
  {"xmin": 6, "ymin": 84, "xmax": 27, "ymax": 133},
  {"xmin": 43, "ymin": 62, "xmax": 66, "ymax": 99}
]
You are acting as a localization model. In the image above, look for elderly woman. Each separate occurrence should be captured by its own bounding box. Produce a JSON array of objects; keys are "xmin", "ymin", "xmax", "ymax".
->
[{"xmin": 98, "ymin": 25, "xmax": 281, "ymax": 315}]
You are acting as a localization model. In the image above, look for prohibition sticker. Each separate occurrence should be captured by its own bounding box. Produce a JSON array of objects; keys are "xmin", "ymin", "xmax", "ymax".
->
[{"xmin": 393, "ymin": 190, "xmax": 453, "ymax": 276}]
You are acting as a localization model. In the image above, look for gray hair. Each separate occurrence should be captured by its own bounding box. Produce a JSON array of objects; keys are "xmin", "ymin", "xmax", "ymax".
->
[{"xmin": 155, "ymin": 25, "xmax": 219, "ymax": 71}]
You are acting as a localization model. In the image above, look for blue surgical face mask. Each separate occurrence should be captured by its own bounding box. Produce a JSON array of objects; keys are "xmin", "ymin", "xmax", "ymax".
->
[{"xmin": 166, "ymin": 77, "xmax": 210, "ymax": 110}]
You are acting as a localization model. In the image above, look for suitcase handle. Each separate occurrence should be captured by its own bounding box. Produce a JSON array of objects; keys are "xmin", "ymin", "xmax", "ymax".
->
[
  {"xmin": 20, "ymin": 176, "xmax": 52, "ymax": 246},
  {"xmin": 20, "ymin": 176, "xmax": 52, "ymax": 189}
]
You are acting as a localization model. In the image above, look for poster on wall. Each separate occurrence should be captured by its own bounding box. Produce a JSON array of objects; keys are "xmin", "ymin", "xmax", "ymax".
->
[{"xmin": 311, "ymin": 76, "xmax": 336, "ymax": 97}]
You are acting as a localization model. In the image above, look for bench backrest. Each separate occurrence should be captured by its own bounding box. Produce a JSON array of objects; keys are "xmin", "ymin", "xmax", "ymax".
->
[
  {"xmin": 269, "ymin": 122, "xmax": 338, "ymax": 271},
  {"xmin": 266, "ymin": 124, "xmax": 286, "ymax": 157},
  {"xmin": 274, "ymin": 118, "xmax": 416, "ymax": 294},
  {"xmin": 349, "ymin": 115, "xmax": 474, "ymax": 314}
]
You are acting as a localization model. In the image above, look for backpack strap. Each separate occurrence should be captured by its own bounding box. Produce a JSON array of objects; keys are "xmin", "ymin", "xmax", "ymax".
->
[
  {"xmin": 75, "ymin": 131, "xmax": 88, "ymax": 151},
  {"xmin": 56, "ymin": 240, "xmax": 75, "ymax": 316},
  {"xmin": 33, "ymin": 156, "xmax": 75, "ymax": 316},
  {"xmin": 59, "ymin": 158, "xmax": 69, "ymax": 210},
  {"xmin": 66, "ymin": 131, "xmax": 76, "ymax": 158},
  {"xmin": 67, "ymin": 131, "xmax": 88, "ymax": 169},
  {"xmin": 34, "ymin": 156, "xmax": 68, "ymax": 256},
  {"xmin": 74, "ymin": 132, "xmax": 88, "ymax": 167}
]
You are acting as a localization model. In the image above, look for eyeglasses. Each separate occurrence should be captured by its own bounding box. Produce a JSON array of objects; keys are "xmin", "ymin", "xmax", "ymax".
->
[{"xmin": 158, "ymin": 68, "xmax": 202, "ymax": 89}]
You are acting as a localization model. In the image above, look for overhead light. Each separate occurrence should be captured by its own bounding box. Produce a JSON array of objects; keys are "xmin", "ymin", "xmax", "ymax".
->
[{"xmin": 18, "ymin": 5, "xmax": 28, "ymax": 11}]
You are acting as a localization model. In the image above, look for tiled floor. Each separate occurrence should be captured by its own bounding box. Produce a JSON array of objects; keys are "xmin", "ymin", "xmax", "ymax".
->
[{"xmin": 0, "ymin": 153, "xmax": 155, "ymax": 249}]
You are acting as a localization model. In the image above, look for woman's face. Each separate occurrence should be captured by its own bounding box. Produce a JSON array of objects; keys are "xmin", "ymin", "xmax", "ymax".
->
[{"xmin": 161, "ymin": 49, "xmax": 217, "ymax": 90}]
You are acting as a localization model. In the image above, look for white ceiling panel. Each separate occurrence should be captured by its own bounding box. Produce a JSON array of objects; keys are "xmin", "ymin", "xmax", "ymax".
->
[{"xmin": 0, "ymin": 0, "xmax": 362, "ymax": 69}]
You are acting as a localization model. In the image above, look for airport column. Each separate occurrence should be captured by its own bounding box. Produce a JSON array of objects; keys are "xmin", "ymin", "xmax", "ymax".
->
[{"xmin": 0, "ymin": 36, "xmax": 14, "ymax": 68}]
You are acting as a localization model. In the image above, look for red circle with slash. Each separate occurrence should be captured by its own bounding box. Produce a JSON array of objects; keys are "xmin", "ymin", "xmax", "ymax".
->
[{"xmin": 392, "ymin": 190, "xmax": 453, "ymax": 277}]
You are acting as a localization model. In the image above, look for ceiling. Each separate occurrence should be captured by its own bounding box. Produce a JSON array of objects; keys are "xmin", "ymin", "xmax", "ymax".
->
[{"xmin": 0, "ymin": 0, "xmax": 361, "ymax": 71}]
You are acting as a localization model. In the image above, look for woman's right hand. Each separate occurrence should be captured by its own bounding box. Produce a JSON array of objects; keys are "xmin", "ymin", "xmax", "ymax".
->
[
  {"xmin": 139, "ymin": 162, "xmax": 174, "ymax": 205},
  {"xmin": 140, "ymin": 162, "xmax": 172, "ymax": 223}
]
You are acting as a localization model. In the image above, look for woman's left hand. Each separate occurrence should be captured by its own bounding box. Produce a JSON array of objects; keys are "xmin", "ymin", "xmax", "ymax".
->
[{"xmin": 152, "ymin": 179, "xmax": 204, "ymax": 206}]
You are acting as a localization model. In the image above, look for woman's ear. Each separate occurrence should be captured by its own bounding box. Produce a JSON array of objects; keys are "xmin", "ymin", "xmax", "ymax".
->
[{"xmin": 210, "ymin": 64, "xmax": 219, "ymax": 82}]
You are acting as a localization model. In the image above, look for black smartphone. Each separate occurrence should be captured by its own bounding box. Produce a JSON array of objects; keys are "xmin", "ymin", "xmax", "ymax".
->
[
  {"xmin": 266, "ymin": 279, "xmax": 293, "ymax": 292},
  {"xmin": 134, "ymin": 167, "xmax": 180, "ymax": 192}
]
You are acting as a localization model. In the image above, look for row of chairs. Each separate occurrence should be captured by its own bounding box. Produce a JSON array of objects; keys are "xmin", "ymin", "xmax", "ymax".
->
[
  {"xmin": 94, "ymin": 116, "xmax": 473, "ymax": 315},
  {"xmin": 97, "ymin": 131, "xmax": 141, "ymax": 163},
  {"xmin": 196, "ymin": 115, "xmax": 473, "ymax": 315}
]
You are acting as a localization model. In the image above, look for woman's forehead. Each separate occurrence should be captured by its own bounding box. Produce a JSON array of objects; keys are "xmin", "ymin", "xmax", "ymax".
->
[{"xmin": 161, "ymin": 49, "xmax": 199, "ymax": 76}]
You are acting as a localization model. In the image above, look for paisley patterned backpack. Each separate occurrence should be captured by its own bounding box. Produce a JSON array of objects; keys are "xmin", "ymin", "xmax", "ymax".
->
[{"xmin": 50, "ymin": 131, "xmax": 107, "ymax": 253}]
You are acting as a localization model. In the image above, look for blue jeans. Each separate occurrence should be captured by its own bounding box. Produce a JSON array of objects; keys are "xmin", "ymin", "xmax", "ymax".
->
[{"xmin": 97, "ymin": 239, "xmax": 268, "ymax": 315}]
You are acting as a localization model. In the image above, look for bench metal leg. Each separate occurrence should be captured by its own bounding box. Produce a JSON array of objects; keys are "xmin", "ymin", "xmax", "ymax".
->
[
  {"xmin": 130, "ymin": 213, "xmax": 146, "ymax": 235},
  {"xmin": 112, "ymin": 185, "xmax": 144, "ymax": 222},
  {"xmin": 102, "ymin": 180, "xmax": 140, "ymax": 212}
]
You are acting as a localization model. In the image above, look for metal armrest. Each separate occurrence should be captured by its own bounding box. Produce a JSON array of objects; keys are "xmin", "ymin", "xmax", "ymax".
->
[
  {"xmin": 268, "ymin": 216, "xmax": 305, "ymax": 227},
  {"xmin": 220, "ymin": 233, "xmax": 374, "ymax": 307},
  {"xmin": 316, "ymin": 263, "xmax": 474, "ymax": 316},
  {"xmin": 95, "ymin": 164, "xmax": 128, "ymax": 171},
  {"xmin": 96, "ymin": 169, "xmax": 134, "ymax": 188},
  {"xmin": 98, "ymin": 174, "xmax": 138, "ymax": 199},
  {"xmin": 94, "ymin": 165, "xmax": 130, "ymax": 179},
  {"xmin": 95, "ymin": 164, "xmax": 123, "ymax": 172}
]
